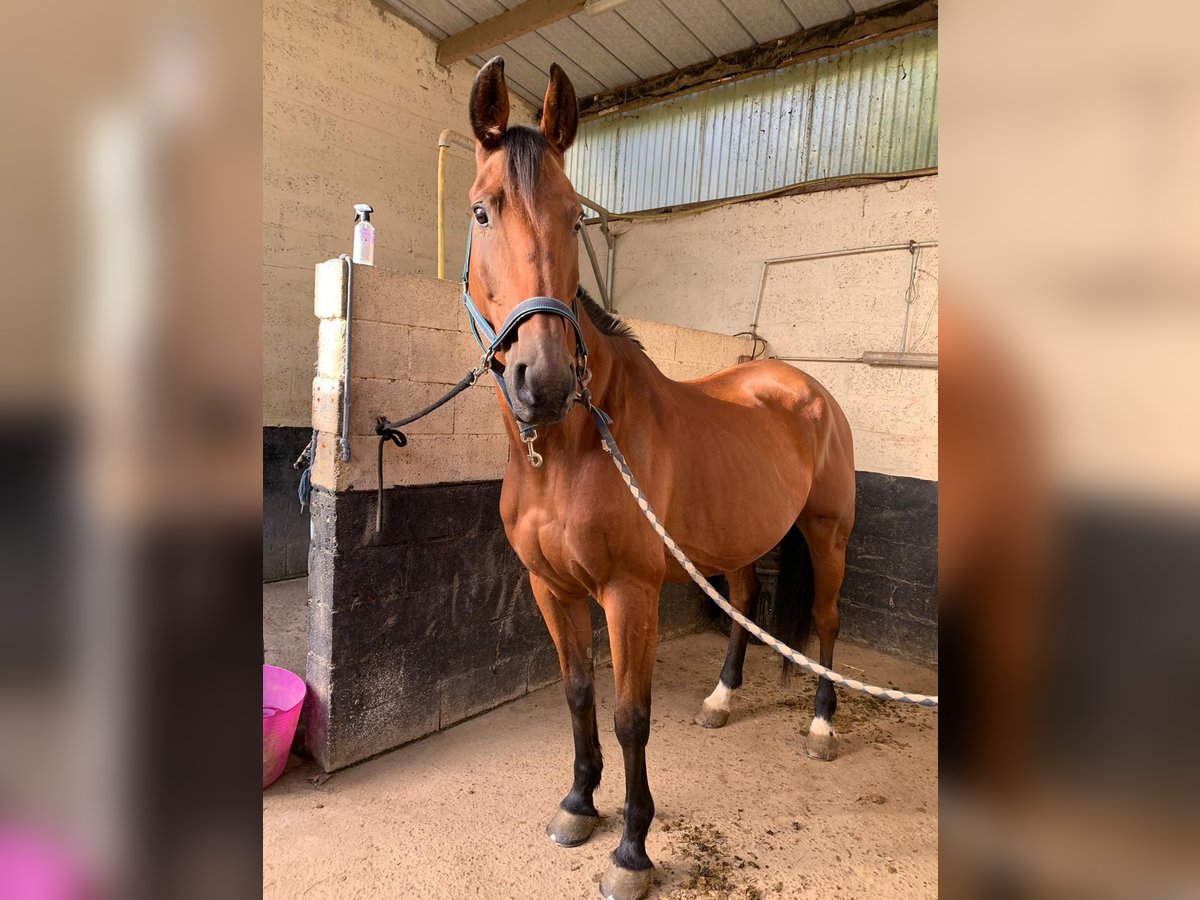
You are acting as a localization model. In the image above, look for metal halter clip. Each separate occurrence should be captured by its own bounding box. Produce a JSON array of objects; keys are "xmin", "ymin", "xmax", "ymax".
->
[
  {"xmin": 522, "ymin": 430, "xmax": 543, "ymax": 468},
  {"xmin": 575, "ymin": 358, "xmax": 593, "ymax": 409},
  {"xmin": 472, "ymin": 352, "xmax": 492, "ymax": 383}
]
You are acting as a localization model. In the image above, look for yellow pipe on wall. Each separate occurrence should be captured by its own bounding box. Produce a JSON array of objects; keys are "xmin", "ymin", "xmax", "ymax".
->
[
  {"xmin": 437, "ymin": 144, "xmax": 447, "ymax": 279},
  {"xmin": 437, "ymin": 129, "xmax": 475, "ymax": 281}
]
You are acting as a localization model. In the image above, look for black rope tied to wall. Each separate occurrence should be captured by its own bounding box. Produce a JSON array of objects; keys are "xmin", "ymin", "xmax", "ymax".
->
[{"xmin": 374, "ymin": 368, "xmax": 482, "ymax": 532}]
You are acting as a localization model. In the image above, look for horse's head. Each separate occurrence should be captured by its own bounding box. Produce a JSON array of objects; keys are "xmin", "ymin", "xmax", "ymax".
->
[{"xmin": 467, "ymin": 57, "xmax": 582, "ymax": 428}]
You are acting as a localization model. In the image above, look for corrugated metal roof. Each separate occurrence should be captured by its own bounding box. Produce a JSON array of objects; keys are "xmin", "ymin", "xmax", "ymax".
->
[
  {"xmin": 566, "ymin": 28, "xmax": 936, "ymax": 213},
  {"xmin": 385, "ymin": 0, "xmax": 901, "ymax": 109}
]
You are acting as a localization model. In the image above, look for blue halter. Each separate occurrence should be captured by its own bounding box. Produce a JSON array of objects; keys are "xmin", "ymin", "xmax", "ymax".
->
[{"xmin": 460, "ymin": 219, "xmax": 592, "ymax": 449}]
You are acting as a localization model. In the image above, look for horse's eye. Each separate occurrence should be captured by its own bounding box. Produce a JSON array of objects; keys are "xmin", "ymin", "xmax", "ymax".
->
[
  {"xmin": 473, "ymin": 204, "xmax": 489, "ymax": 227},
  {"xmin": 573, "ymin": 215, "xmax": 583, "ymax": 233}
]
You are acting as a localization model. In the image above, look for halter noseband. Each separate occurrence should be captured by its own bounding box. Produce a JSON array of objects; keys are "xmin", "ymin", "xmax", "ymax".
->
[{"xmin": 460, "ymin": 218, "xmax": 592, "ymax": 466}]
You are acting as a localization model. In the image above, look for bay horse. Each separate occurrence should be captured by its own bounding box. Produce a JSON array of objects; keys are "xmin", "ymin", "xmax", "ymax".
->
[{"xmin": 466, "ymin": 58, "xmax": 856, "ymax": 900}]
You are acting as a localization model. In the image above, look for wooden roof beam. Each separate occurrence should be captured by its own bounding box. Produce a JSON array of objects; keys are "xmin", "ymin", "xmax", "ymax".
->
[{"xmin": 437, "ymin": 0, "xmax": 585, "ymax": 68}]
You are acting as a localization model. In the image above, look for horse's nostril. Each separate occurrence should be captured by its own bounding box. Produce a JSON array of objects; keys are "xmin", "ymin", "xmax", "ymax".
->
[{"xmin": 513, "ymin": 362, "xmax": 537, "ymax": 405}]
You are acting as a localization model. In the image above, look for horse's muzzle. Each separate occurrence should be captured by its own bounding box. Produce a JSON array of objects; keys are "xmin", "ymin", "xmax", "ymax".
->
[{"xmin": 509, "ymin": 358, "xmax": 575, "ymax": 426}]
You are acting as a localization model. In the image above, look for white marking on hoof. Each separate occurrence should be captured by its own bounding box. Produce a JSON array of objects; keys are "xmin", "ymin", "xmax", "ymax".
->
[
  {"xmin": 704, "ymin": 682, "xmax": 732, "ymax": 712},
  {"xmin": 695, "ymin": 681, "xmax": 734, "ymax": 727},
  {"xmin": 806, "ymin": 716, "xmax": 839, "ymax": 761},
  {"xmin": 809, "ymin": 716, "xmax": 833, "ymax": 737}
]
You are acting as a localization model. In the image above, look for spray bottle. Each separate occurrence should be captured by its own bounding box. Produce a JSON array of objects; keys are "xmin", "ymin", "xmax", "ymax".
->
[{"xmin": 352, "ymin": 203, "xmax": 375, "ymax": 265}]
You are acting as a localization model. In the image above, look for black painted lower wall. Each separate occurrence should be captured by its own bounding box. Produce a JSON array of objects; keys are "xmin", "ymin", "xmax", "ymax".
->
[
  {"xmin": 263, "ymin": 426, "xmax": 312, "ymax": 581},
  {"xmin": 305, "ymin": 481, "xmax": 715, "ymax": 772},
  {"xmin": 840, "ymin": 471, "xmax": 937, "ymax": 664},
  {"xmin": 751, "ymin": 471, "xmax": 937, "ymax": 667}
]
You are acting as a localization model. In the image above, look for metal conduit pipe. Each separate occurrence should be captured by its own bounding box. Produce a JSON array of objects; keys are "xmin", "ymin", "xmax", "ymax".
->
[
  {"xmin": 749, "ymin": 240, "xmax": 938, "ymax": 337},
  {"xmin": 750, "ymin": 240, "xmax": 938, "ymax": 367},
  {"xmin": 579, "ymin": 224, "xmax": 610, "ymax": 309},
  {"xmin": 604, "ymin": 224, "xmax": 615, "ymax": 310},
  {"xmin": 774, "ymin": 351, "xmax": 938, "ymax": 369},
  {"xmin": 338, "ymin": 255, "xmax": 355, "ymax": 461},
  {"xmin": 578, "ymin": 195, "xmax": 616, "ymax": 309},
  {"xmin": 578, "ymin": 195, "xmax": 619, "ymax": 312}
]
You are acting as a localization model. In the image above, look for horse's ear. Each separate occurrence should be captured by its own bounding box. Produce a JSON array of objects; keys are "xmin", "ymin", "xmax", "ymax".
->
[
  {"xmin": 470, "ymin": 57, "xmax": 509, "ymax": 150},
  {"xmin": 539, "ymin": 63, "xmax": 578, "ymax": 155}
]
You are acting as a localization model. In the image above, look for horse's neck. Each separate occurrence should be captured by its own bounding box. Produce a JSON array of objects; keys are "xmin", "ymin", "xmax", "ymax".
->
[
  {"xmin": 577, "ymin": 317, "xmax": 668, "ymax": 444},
  {"xmin": 589, "ymin": 331, "xmax": 661, "ymax": 419},
  {"xmin": 525, "ymin": 314, "xmax": 664, "ymax": 456}
]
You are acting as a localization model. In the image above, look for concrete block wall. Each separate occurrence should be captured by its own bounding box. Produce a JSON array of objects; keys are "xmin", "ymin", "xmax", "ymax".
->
[
  {"xmin": 304, "ymin": 263, "xmax": 749, "ymax": 771},
  {"xmin": 839, "ymin": 472, "xmax": 937, "ymax": 664},
  {"xmin": 626, "ymin": 317, "xmax": 753, "ymax": 382},
  {"xmin": 308, "ymin": 261, "xmax": 507, "ymax": 493}
]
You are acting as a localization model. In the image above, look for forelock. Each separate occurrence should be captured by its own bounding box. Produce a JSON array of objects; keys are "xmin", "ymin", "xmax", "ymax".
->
[{"xmin": 498, "ymin": 126, "xmax": 548, "ymax": 217}]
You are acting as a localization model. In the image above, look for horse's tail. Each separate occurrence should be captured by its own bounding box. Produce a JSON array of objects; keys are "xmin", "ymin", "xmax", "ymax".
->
[{"xmin": 772, "ymin": 525, "xmax": 815, "ymax": 684}]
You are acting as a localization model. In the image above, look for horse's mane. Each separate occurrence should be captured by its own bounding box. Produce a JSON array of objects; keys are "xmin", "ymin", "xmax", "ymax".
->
[{"xmin": 578, "ymin": 289, "xmax": 642, "ymax": 349}]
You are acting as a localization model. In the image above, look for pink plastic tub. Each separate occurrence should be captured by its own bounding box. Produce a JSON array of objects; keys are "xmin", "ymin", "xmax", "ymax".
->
[{"xmin": 263, "ymin": 665, "xmax": 306, "ymax": 788}]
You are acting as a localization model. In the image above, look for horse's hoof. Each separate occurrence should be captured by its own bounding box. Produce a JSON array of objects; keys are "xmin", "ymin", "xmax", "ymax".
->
[
  {"xmin": 805, "ymin": 720, "xmax": 839, "ymax": 761},
  {"xmin": 599, "ymin": 863, "xmax": 653, "ymax": 900},
  {"xmin": 546, "ymin": 808, "xmax": 600, "ymax": 847},
  {"xmin": 694, "ymin": 701, "xmax": 730, "ymax": 729}
]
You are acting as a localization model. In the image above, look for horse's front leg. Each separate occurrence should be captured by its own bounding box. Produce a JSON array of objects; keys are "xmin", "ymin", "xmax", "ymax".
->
[
  {"xmin": 598, "ymin": 580, "xmax": 659, "ymax": 900},
  {"xmin": 530, "ymin": 573, "xmax": 603, "ymax": 847}
]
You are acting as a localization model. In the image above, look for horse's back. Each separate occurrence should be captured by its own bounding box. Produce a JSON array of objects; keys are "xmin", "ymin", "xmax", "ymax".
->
[
  {"xmin": 678, "ymin": 358, "xmax": 855, "ymax": 519},
  {"xmin": 681, "ymin": 359, "xmax": 850, "ymax": 443}
]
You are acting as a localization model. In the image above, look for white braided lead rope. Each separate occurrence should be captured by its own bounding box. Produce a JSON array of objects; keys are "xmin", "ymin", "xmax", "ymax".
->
[{"xmin": 594, "ymin": 419, "xmax": 938, "ymax": 710}]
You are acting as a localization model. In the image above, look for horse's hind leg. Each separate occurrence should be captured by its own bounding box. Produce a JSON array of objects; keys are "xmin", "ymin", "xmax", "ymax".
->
[
  {"xmin": 530, "ymin": 573, "xmax": 603, "ymax": 847},
  {"xmin": 796, "ymin": 515, "xmax": 850, "ymax": 761},
  {"xmin": 695, "ymin": 564, "xmax": 760, "ymax": 728}
]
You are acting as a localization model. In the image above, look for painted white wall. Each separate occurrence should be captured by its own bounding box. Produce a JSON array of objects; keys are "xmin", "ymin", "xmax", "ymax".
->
[
  {"xmin": 580, "ymin": 176, "xmax": 938, "ymax": 480},
  {"xmin": 263, "ymin": 0, "xmax": 536, "ymax": 427}
]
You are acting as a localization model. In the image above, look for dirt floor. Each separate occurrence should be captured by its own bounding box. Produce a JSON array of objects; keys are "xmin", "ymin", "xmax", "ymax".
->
[{"xmin": 263, "ymin": 628, "xmax": 936, "ymax": 899}]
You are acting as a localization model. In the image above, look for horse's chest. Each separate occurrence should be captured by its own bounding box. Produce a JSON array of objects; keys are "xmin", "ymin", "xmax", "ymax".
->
[
  {"xmin": 501, "ymin": 479, "xmax": 640, "ymax": 594},
  {"xmin": 507, "ymin": 502, "xmax": 599, "ymax": 575}
]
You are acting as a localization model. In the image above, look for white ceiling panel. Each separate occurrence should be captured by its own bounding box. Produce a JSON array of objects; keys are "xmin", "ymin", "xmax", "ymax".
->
[
  {"xmin": 724, "ymin": 0, "xmax": 803, "ymax": 44},
  {"xmin": 385, "ymin": 0, "xmax": 915, "ymax": 103}
]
